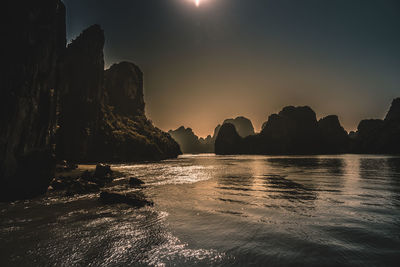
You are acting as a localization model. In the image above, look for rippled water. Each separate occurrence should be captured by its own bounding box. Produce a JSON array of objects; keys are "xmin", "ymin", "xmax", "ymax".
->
[{"xmin": 1, "ymin": 154, "xmax": 400, "ymax": 266}]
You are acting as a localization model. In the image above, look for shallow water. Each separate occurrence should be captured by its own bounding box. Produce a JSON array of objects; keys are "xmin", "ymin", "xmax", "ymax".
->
[{"xmin": 1, "ymin": 154, "xmax": 400, "ymax": 266}]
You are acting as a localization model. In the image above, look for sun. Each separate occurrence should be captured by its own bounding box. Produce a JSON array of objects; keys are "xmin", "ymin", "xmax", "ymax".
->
[{"xmin": 195, "ymin": 0, "xmax": 200, "ymax": 7}]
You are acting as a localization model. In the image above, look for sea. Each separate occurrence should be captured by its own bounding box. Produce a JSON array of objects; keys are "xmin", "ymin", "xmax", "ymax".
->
[{"xmin": 1, "ymin": 154, "xmax": 400, "ymax": 266}]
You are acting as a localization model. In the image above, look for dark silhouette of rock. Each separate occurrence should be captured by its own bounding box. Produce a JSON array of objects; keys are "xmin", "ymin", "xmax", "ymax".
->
[
  {"xmin": 213, "ymin": 116, "xmax": 255, "ymax": 140},
  {"xmin": 104, "ymin": 62, "xmax": 145, "ymax": 116},
  {"xmin": 57, "ymin": 25, "xmax": 105, "ymax": 162},
  {"xmin": 215, "ymin": 106, "xmax": 350, "ymax": 155},
  {"xmin": 0, "ymin": 0, "xmax": 66, "ymax": 201},
  {"xmin": 94, "ymin": 61, "xmax": 181, "ymax": 162},
  {"xmin": 56, "ymin": 29, "xmax": 181, "ymax": 162},
  {"xmin": 318, "ymin": 115, "xmax": 349, "ymax": 153},
  {"xmin": 215, "ymin": 123, "xmax": 243, "ymax": 155},
  {"xmin": 170, "ymin": 116, "xmax": 254, "ymax": 154},
  {"xmin": 353, "ymin": 98, "xmax": 400, "ymax": 153},
  {"xmin": 385, "ymin": 98, "xmax": 400, "ymax": 122},
  {"xmin": 168, "ymin": 126, "xmax": 213, "ymax": 153},
  {"xmin": 94, "ymin": 164, "xmax": 113, "ymax": 179},
  {"xmin": 259, "ymin": 106, "xmax": 320, "ymax": 154},
  {"xmin": 129, "ymin": 177, "xmax": 145, "ymax": 187},
  {"xmin": 99, "ymin": 191, "xmax": 153, "ymax": 207}
]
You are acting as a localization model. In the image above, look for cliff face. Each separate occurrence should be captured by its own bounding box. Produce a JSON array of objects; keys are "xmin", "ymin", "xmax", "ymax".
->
[
  {"xmin": 95, "ymin": 63, "xmax": 181, "ymax": 161},
  {"xmin": 57, "ymin": 49, "xmax": 181, "ymax": 162},
  {"xmin": 57, "ymin": 25, "xmax": 105, "ymax": 162},
  {"xmin": 104, "ymin": 62, "xmax": 145, "ymax": 116},
  {"xmin": 0, "ymin": 0, "xmax": 66, "ymax": 201}
]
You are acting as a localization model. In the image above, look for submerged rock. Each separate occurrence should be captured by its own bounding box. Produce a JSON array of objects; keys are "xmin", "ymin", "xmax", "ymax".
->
[
  {"xmin": 99, "ymin": 191, "xmax": 153, "ymax": 207},
  {"xmin": 129, "ymin": 177, "xmax": 145, "ymax": 187}
]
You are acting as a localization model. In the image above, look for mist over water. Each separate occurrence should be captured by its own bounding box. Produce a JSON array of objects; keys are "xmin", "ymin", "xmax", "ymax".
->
[{"xmin": 1, "ymin": 154, "xmax": 400, "ymax": 266}]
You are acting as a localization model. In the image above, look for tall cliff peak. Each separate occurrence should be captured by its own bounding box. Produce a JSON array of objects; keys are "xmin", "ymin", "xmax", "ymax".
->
[{"xmin": 384, "ymin": 97, "xmax": 400, "ymax": 122}]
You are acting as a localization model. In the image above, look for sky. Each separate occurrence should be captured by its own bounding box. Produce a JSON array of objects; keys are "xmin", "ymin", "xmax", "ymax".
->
[{"xmin": 63, "ymin": 0, "xmax": 400, "ymax": 137}]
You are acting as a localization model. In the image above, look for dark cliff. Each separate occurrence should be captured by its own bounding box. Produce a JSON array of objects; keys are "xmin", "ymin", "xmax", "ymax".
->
[
  {"xmin": 215, "ymin": 106, "xmax": 350, "ymax": 155},
  {"xmin": 168, "ymin": 127, "xmax": 213, "ymax": 154},
  {"xmin": 0, "ymin": 0, "xmax": 66, "ymax": 201},
  {"xmin": 258, "ymin": 106, "xmax": 321, "ymax": 154},
  {"xmin": 57, "ymin": 25, "xmax": 105, "ymax": 162},
  {"xmin": 318, "ymin": 115, "xmax": 349, "ymax": 153},
  {"xmin": 57, "ymin": 47, "xmax": 181, "ymax": 162},
  {"xmin": 104, "ymin": 62, "xmax": 145, "ymax": 116},
  {"xmin": 215, "ymin": 124, "xmax": 243, "ymax": 155},
  {"xmin": 353, "ymin": 98, "xmax": 400, "ymax": 154},
  {"xmin": 94, "ymin": 62, "xmax": 181, "ymax": 162}
]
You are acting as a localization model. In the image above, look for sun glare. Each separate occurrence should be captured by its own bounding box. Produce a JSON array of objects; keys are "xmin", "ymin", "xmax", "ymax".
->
[{"xmin": 195, "ymin": 0, "xmax": 200, "ymax": 7}]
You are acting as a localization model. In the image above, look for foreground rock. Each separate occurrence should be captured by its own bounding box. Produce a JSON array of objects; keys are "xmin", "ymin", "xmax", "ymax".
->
[
  {"xmin": 129, "ymin": 177, "xmax": 145, "ymax": 187},
  {"xmin": 0, "ymin": 0, "xmax": 66, "ymax": 201},
  {"xmin": 50, "ymin": 164, "xmax": 116, "ymax": 195},
  {"xmin": 99, "ymin": 191, "xmax": 153, "ymax": 207}
]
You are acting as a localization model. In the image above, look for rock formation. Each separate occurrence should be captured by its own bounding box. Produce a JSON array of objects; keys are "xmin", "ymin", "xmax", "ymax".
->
[
  {"xmin": 57, "ymin": 28, "xmax": 181, "ymax": 162},
  {"xmin": 0, "ymin": 0, "xmax": 66, "ymax": 201},
  {"xmin": 168, "ymin": 126, "xmax": 213, "ymax": 153},
  {"xmin": 214, "ymin": 116, "xmax": 255, "ymax": 139},
  {"xmin": 95, "ymin": 62, "xmax": 181, "ymax": 162},
  {"xmin": 170, "ymin": 116, "xmax": 254, "ymax": 154},
  {"xmin": 215, "ymin": 124, "xmax": 243, "ymax": 155},
  {"xmin": 258, "ymin": 106, "xmax": 321, "ymax": 154},
  {"xmin": 353, "ymin": 98, "xmax": 400, "ymax": 153},
  {"xmin": 215, "ymin": 106, "xmax": 350, "ymax": 155},
  {"xmin": 57, "ymin": 25, "xmax": 105, "ymax": 162},
  {"xmin": 318, "ymin": 115, "xmax": 349, "ymax": 153}
]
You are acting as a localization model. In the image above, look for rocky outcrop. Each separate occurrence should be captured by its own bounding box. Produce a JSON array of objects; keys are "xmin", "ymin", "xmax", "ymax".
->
[
  {"xmin": 104, "ymin": 62, "xmax": 145, "ymax": 116},
  {"xmin": 353, "ymin": 98, "xmax": 400, "ymax": 153},
  {"xmin": 215, "ymin": 123, "xmax": 243, "ymax": 155},
  {"xmin": 0, "ymin": 0, "xmax": 66, "ymax": 201},
  {"xmin": 56, "ymin": 28, "xmax": 181, "ymax": 162},
  {"xmin": 168, "ymin": 126, "xmax": 213, "ymax": 153},
  {"xmin": 99, "ymin": 191, "xmax": 153, "ymax": 207},
  {"xmin": 215, "ymin": 106, "xmax": 350, "ymax": 155},
  {"xmin": 318, "ymin": 115, "xmax": 349, "ymax": 153},
  {"xmin": 258, "ymin": 106, "xmax": 320, "ymax": 154},
  {"xmin": 213, "ymin": 116, "xmax": 255, "ymax": 140},
  {"xmin": 57, "ymin": 25, "xmax": 105, "ymax": 162},
  {"xmin": 385, "ymin": 98, "xmax": 400, "ymax": 122},
  {"xmin": 170, "ymin": 116, "xmax": 254, "ymax": 154},
  {"xmin": 94, "ymin": 62, "xmax": 181, "ymax": 162}
]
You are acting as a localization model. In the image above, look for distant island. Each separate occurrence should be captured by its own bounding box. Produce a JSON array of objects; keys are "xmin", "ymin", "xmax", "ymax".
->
[
  {"xmin": 168, "ymin": 116, "xmax": 255, "ymax": 153},
  {"xmin": 215, "ymin": 98, "xmax": 400, "ymax": 155}
]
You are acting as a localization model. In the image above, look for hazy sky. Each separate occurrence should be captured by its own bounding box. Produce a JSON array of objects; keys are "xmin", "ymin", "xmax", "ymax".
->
[{"xmin": 64, "ymin": 0, "xmax": 400, "ymax": 137}]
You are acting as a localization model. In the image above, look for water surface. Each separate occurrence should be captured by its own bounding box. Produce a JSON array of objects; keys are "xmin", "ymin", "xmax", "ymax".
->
[{"xmin": 1, "ymin": 154, "xmax": 400, "ymax": 266}]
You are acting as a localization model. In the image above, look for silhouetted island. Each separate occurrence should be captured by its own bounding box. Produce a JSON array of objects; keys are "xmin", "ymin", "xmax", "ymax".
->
[
  {"xmin": 215, "ymin": 99, "xmax": 400, "ymax": 155},
  {"xmin": 169, "ymin": 116, "xmax": 255, "ymax": 154},
  {"xmin": 0, "ymin": 1, "xmax": 180, "ymax": 201}
]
